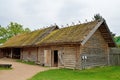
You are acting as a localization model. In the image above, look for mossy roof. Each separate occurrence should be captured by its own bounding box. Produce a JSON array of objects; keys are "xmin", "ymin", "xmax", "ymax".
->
[
  {"xmin": 1, "ymin": 26, "xmax": 57, "ymax": 48},
  {"xmin": 36, "ymin": 21, "xmax": 99, "ymax": 45},
  {"xmin": 1, "ymin": 20, "xmax": 116, "ymax": 48}
]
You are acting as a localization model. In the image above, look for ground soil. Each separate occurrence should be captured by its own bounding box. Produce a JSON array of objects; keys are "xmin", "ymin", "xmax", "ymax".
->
[{"xmin": 0, "ymin": 58, "xmax": 53, "ymax": 80}]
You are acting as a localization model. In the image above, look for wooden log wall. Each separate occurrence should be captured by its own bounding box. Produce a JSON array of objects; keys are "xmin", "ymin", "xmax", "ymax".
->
[
  {"xmin": 22, "ymin": 47, "xmax": 37, "ymax": 62},
  {"xmin": 38, "ymin": 45, "xmax": 80, "ymax": 69},
  {"xmin": 38, "ymin": 47, "xmax": 44, "ymax": 65},
  {"xmin": 62, "ymin": 47, "xmax": 76, "ymax": 69},
  {"xmin": 80, "ymin": 29, "xmax": 109, "ymax": 69}
]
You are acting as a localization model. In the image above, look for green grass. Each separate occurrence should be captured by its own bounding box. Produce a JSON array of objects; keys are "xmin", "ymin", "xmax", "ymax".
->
[
  {"xmin": 16, "ymin": 60, "xmax": 36, "ymax": 65},
  {"xmin": 29, "ymin": 66, "xmax": 120, "ymax": 80},
  {"xmin": 0, "ymin": 67, "xmax": 12, "ymax": 70}
]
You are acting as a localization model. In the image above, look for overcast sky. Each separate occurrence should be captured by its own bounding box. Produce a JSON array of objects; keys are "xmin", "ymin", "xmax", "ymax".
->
[{"xmin": 0, "ymin": 0, "xmax": 120, "ymax": 35}]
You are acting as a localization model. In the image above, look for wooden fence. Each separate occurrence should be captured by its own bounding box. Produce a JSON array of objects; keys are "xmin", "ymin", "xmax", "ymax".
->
[{"xmin": 109, "ymin": 48, "xmax": 120, "ymax": 65}]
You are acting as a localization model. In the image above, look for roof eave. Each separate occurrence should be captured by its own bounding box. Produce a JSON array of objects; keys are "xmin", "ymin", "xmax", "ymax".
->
[
  {"xmin": 38, "ymin": 42, "xmax": 81, "ymax": 46},
  {"xmin": 102, "ymin": 20, "xmax": 117, "ymax": 47}
]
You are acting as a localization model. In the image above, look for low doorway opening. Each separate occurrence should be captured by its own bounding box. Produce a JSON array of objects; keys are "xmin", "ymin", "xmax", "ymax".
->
[
  {"xmin": 54, "ymin": 50, "xmax": 58, "ymax": 67},
  {"xmin": 12, "ymin": 48, "xmax": 21, "ymax": 59}
]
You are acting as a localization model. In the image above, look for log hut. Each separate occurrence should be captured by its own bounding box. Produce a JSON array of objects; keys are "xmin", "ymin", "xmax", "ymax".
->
[{"xmin": 0, "ymin": 19, "xmax": 116, "ymax": 69}]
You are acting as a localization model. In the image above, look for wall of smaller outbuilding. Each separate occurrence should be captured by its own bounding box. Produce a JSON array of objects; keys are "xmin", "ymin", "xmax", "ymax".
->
[
  {"xmin": 21, "ymin": 47, "xmax": 38, "ymax": 62},
  {"xmin": 38, "ymin": 45, "xmax": 80, "ymax": 69}
]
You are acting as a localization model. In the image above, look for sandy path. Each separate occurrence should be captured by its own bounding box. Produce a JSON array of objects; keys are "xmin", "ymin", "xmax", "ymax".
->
[{"xmin": 0, "ymin": 58, "xmax": 52, "ymax": 80}]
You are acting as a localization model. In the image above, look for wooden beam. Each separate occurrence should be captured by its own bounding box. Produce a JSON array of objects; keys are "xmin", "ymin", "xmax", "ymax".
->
[
  {"xmin": 102, "ymin": 36, "xmax": 111, "ymax": 39},
  {"xmin": 37, "ymin": 47, "xmax": 38, "ymax": 62},
  {"xmin": 101, "ymin": 33, "xmax": 110, "ymax": 35},
  {"xmin": 104, "ymin": 39, "xmax": 113, "ymax": 41},
  {"xmin": 10, "ymin": 48, "xmax": 13, "ymax": 58},
  {"xmin": 99, "ymin": 29, "xmax": 108, "ymax": 32},
  {"xmin": 75, "ymin": 45, "xmax": 78, "ymax": 69},
  {"xmin": 107, "ymin": 42, "xmax": 114, "ymax": 43},
  {"xmin": 21, "ymin": 48, "xmax": 23, "ymax": 60},
  {"xmin": 79, "ymin": 45, "xmax": 82, "ymax": 69}
]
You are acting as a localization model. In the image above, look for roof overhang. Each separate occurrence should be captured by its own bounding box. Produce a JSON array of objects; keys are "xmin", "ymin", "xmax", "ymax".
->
[
  {"xmin": 98, "ymin": 20, "xmax": 116, "ymax": 47},
  {"xmin": 81, "ymin": 19, "xmax": 116, "ymax": 47},
  {"xmin": 39, "ymin": 42, "xmax": 80, "ymax": 46}
]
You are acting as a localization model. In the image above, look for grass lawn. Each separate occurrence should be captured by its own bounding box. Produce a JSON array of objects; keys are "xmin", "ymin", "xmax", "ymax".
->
[{"xmin": 29, "ymin": 66, "xmax": 120, "ymax": 80}]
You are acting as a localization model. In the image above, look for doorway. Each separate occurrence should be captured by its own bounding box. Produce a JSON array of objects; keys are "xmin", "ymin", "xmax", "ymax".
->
[
  {"xmin": 54, "ymin": 50, "xmax": 58, "ymax": 67},
  {"xmin": 12, "ymin": 48, "xmax": 21, "ymax": 59}
]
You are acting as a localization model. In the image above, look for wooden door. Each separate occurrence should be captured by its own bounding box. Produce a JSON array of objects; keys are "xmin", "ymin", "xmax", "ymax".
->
[{"xmin": 44, "ymin": 50, "xmax": 51, "ymax": 66}]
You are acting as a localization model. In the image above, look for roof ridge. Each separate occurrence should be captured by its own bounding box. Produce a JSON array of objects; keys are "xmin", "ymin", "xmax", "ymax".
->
[{"xmin": 31, "ymin": 26, "xmax": 59, "ymax": 45}]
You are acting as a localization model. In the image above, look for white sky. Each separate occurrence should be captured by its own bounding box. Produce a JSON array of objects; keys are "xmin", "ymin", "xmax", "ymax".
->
[{"xmin": 0, "ymin": 0, "xmax": 120, "ymax": 35}]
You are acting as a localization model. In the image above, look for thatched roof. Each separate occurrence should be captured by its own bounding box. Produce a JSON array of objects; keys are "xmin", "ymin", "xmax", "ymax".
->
[
  {"xmin": 1, "ymin": 19, "xmax": 116, "ymax": 48},
  {"xmin": 37, "ymin": 21, "xmax": 98, "ymax": 45},
  {"xmin": 1, "ymin": 26, "xmax": 58, "ymax": 48},
  {"xmin": 36, "ymin": 19, "xmax": 116, "ymax": 47}
]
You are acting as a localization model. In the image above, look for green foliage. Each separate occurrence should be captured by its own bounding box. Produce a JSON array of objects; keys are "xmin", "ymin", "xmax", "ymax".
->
[
  {"xmin": 29, "ymin": 66, "xmax": 120, "ymax": 80},
  {"xmin": 114, "ymin": 36, "xmax": 120, "ymax": 48},
  {"xmin": 0, "ymin": 26, "xmax": 9, "ymax": 43},
  {"xmin": 0, "ymin": 22, "xmax": 31, "ymax": 44},
  {"xmin": 94, "ymin": 14, "xmax": 103, "ymax": 20}
]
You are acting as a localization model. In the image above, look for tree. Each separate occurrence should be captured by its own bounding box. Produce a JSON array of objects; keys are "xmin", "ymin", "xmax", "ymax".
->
[
  {"xmin": 114, "ymin": 36, "xmax": 120, "ymax": 48},
  {"xmin": 0, "ymin": 26, "xmax": 9, "ymax": 44},
  {"xmin": 0, "ymin": 22, "xmax": 31, "ymax": 44},
  {"xmin": 94, "ymin": 14, "xmax": 103, "ymax": 20}
]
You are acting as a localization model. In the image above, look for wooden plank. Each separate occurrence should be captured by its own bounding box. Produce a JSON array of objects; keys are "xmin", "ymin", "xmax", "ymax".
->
[
  {"xmin": 44, "ymin": 50, "xmax": 51, "ymax": 66},
  {"xmin": 37, "ymin": 47, "xmax": 38, "ymax": 62},
  {"xmin": 58, "ymin": 51, "xmax": 64, "ymax": 65}
]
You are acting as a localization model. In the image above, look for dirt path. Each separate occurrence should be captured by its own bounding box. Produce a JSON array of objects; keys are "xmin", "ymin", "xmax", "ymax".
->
[{"xmin": 0, "ymin": 58, "xmax": 52, "ymax": 80}]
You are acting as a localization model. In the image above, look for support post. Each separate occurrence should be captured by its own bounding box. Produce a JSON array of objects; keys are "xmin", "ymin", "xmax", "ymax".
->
[{"xmin": 10, "ymin": 48, "xmax": 13, "ymax": 58}]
